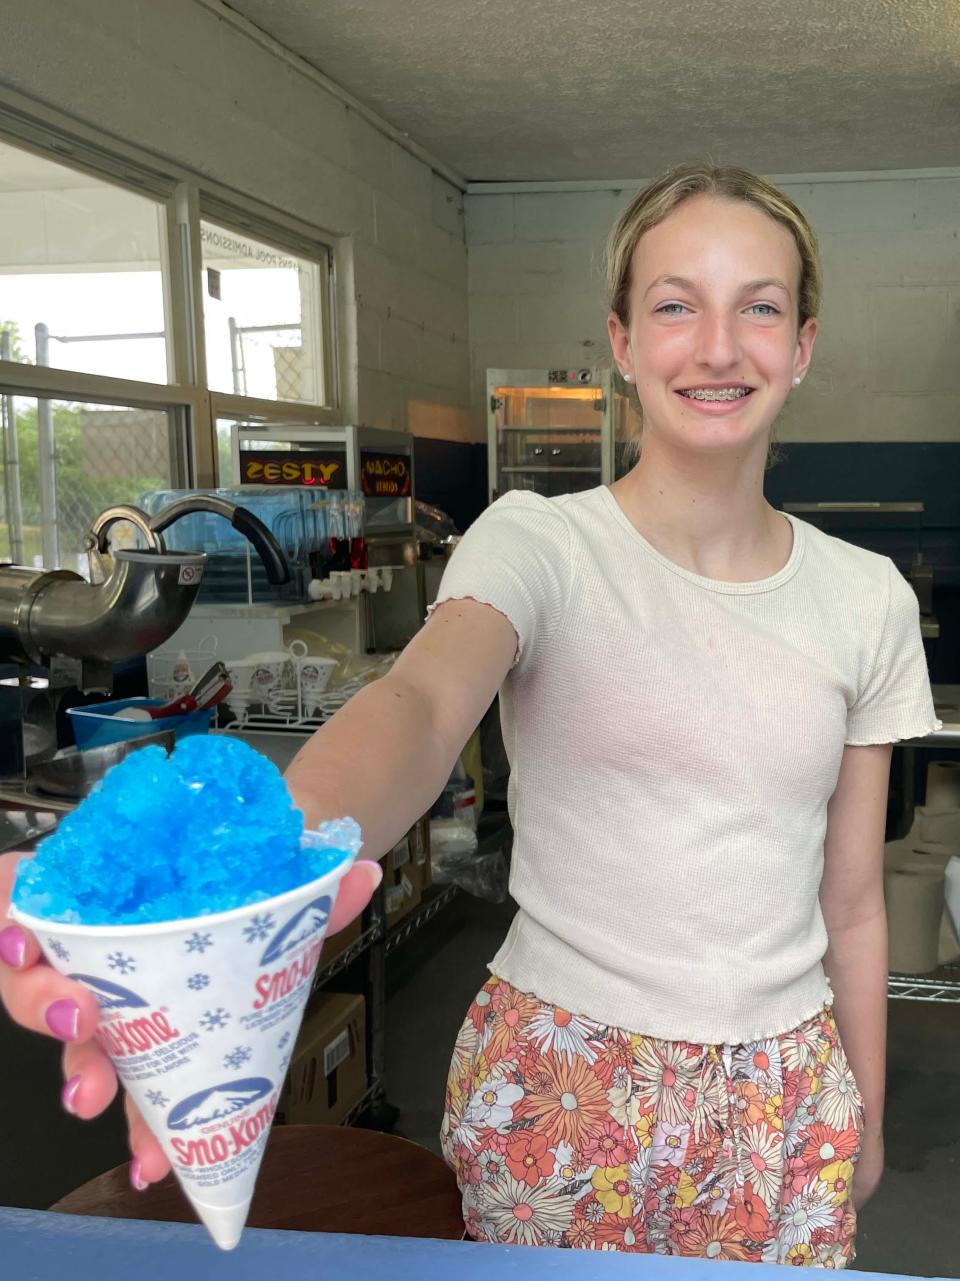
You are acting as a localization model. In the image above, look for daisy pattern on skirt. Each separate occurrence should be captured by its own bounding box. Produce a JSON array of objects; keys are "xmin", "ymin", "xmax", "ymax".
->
[
  {"xmin": 798, "ymin": 1121, "xmax": 858, "ymax": 1177},
  {"xmin": 650, "ymin": 1120, "xmax": 691, "ymax": 1168},
  {"xmin": 735, "ymin": 1038, "xmax": 782, "ymax": 1090},
  {"xmin": 526, "ymin": 1006, "xmax": 599, "ymax": 1064},
  {"xmin": 595, "ymin": 1213, "xmax": 648, "ymax": 1251},
  {"xmin": 606, "ymin": 1077, "xmax": 643, "ymax": 1130},
  {"xmin": 683, "ymin": 1083, "xmax": 716, "ymax": 1141},
  {"xmin": 739, "ymin": 1123, "xmax": 782, "ymax": 1207},
  {"xmin": 463, "ymin": 1076, "xmax": 523, "ymax": 1130},
  {"xmin": 517, "ymin": 1053, "xmax": 610, "ymax": 1148},
  {"xmin": 628, "ymin": 1146, "xmax": 652, "ymax": 1188},
  {"xmin": 782, "ymin": 1022, "xmax": 819, "ymax": 1073},
  {"xmin": 583, "ymin": 1119, "xmax": 635, "ymax": 1167},
  {"xmin": 779, "ymin": 1189, "xmax": 838, "ymax": 1247},
  {"xmin": 443, "ymin": 980, "xmax": 860, "ymax": 1260},
  {"xmin": 818, "ymin": 1158, "xmax": 855, "ymax": 1206},
  {"xmin": 815, "ymin": 1053, "xmax": 862, "ymax": 1130},
  {"xmin": 683, "ymin": 1210, "xmax": 755, "ymax": 1262},
  {"xmin": 592, "ymin": 1164, "xmax": 633, "ymax": 1218},
  {"xmin": 696, "ymin": 1179, "xmax": 730, "ymax": 1215},
  {"xmin": 481, "ymin": 1169, "xmax": 576, "ymax": 1246},
  {"xmin": 633, "ymin": 1039, "xmax": 699, "ymax": 1126}
]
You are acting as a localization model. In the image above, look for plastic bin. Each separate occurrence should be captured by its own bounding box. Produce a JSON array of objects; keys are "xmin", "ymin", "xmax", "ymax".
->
[{"xmin": 67, "ymin": 698, "xmax": 213, "ymax": 750}]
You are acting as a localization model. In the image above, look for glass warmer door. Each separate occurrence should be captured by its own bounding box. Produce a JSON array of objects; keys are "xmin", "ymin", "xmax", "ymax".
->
[{"xmin": 493, "ymin": 385, "xmax": 604, "ymax": 498}]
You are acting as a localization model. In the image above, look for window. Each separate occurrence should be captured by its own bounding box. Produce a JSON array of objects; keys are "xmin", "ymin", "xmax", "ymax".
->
[
  {"xmin": 0, "ymin": 138, "xmax": 169, "ymax": 384},
  {"xmin": 0, "ymin": 122, "xmax": 340, "ymax": 571},
  {"xmin": 201, "ymin": 220, "xmax": 329, "ymax": 405},
  {"xmin": 1, "ymin": 394, "xmax": 180, "ymax": 573}
]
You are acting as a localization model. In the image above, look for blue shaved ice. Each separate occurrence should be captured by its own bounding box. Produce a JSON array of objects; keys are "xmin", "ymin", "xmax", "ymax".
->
[{"xmin": 13, "ymin": 736, "xmax": 361, "ymax": 924}]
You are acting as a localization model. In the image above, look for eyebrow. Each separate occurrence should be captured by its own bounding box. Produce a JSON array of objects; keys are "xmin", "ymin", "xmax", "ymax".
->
[{"xmin": 643, "ymin": 274, "xmax": 792, "ymax": 298}]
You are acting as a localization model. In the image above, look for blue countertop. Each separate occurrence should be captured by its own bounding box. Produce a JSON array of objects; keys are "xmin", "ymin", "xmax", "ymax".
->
[{"xmin": 0, "ymin": 1207, "xmax": 944, "ymax": 1281}]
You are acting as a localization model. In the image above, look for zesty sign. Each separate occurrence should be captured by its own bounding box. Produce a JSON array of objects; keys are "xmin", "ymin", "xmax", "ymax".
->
[
  {"xmin": 239, "ymin": 450, "xmax": 347, "ymax": 488},
  {"xmin": 361, "ymin": 452, "xmax": 411, "ymax": 498}
]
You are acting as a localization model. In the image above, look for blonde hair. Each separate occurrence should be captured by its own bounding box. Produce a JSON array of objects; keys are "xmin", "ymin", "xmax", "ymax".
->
[
  {"xmin": 606, "ymin": 162, "xmax": 821, "ymax": 468},
  {"xmin": 606, "ymin": 162, "xmax": 821, "ymax": 330}
]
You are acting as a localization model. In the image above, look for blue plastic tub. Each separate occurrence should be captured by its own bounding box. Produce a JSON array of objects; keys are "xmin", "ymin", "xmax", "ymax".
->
[{"xmin": 67, "ymin": 698, "xmax": 213, "ymax": 750}]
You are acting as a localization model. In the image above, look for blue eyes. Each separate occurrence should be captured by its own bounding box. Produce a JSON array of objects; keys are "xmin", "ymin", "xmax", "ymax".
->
[{"xmin": 654, "ymin": 302, "xmax": 780, "ymax": 317}]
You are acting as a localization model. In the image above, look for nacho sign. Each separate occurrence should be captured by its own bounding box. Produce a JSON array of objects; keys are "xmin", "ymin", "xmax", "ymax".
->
[{"xmin": 361, "ymin": 451, "xmax": 411, "ymax": 498}]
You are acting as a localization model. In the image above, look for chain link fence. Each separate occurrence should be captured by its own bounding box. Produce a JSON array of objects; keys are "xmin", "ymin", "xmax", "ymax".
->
[
  {"xmin": 230, "ymin": 321, "xmax": 306, "ymax": 401},
  {"xmin": 1, "ymin": 400, "xmax": 172, "ymax": 573}
]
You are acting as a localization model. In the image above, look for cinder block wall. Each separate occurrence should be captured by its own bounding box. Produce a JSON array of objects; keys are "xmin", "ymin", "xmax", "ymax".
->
[{"xmin": 465, "ymin": 177, "xmax": 960, "ymax": 443}]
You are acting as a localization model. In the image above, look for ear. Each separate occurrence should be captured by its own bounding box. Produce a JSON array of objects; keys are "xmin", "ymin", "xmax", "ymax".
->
[
  {"xmin": 793, "ymin": 316, "xmax": 818, "ymax": 382},
  {"xmin": 608, "ymin": 311, "xmax": 632, "ymax": 375}
]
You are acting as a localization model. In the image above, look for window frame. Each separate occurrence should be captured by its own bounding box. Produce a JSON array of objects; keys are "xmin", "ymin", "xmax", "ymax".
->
[{"xmin": 0, "ymin": 91, "xmax": 342, "ymax": 518}]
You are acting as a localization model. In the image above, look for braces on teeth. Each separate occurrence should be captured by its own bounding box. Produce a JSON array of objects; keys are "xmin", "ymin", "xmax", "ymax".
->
[{"xmin": 681, "ymin": 388, "xmax": 750, "ymax": 401}]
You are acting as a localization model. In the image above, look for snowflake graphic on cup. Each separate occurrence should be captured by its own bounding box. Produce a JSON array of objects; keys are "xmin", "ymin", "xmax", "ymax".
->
[
  {"xmin": 200, "ymin": 1008, "xmax": 231, "ymax": 1032},
  {"xmin": 243, "ymin": 913, "xmax": 275, "ymax": 945},
  {"xmin": 223, "ymin": 1045, "xmax": 253, "ymax": 1071}
]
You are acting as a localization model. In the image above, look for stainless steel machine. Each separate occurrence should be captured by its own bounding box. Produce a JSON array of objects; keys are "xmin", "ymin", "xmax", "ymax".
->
[
  {"xmin": 0, "ymin": 494, "xmax": 289, "ymax": 777},
  {"xmin": 228, "ymin": 423, "xmax": 422, "ymax": 651}
]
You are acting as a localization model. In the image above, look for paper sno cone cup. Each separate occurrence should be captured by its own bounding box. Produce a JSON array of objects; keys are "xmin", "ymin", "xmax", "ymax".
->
[{"xmin": 11, "ymin": 831, "xmax": 357, "ymax": 1251}]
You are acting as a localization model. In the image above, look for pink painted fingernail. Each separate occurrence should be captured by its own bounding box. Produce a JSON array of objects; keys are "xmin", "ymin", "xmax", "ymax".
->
[
  {"xmin": 45, "ymin": 999, "xmax": 80, "ymax": 1041},
  {"xmin": 359, "ymin": 860, "xmax": 383, "ymax": 889},
  {"xmin": 0, "ymin": 925, "xmax": 26, "ymax": 968},
  {"xmin": 62, "ymin": 1074, "xmax": 82, "ymax": 1115},
  {"xmin": 130, "ymin": 1158, "xmax": 149, "ymax": 1192}
]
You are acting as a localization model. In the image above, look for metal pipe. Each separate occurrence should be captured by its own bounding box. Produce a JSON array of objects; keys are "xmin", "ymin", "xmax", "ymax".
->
[
  {"xmin": 1, "ymin": 331, "xmax": 25, "ymax": 563},
  {"xmin": 228, "ymin": 316, "xmax": 244, "ymax": 395},
  {"xmin": 86, "ymin": 504, "xmax": 165, "ymax": 556},
  {"xmin": 148, "ymin": 494, "xmax": 290, "ymax": 585},
  {"xmin": 4, "ymin": 549, "xmax": 207, "ymax": 665},
  {"xmin": 48, "ymin": 330, "xmax": 165, "ymax": 343},
  {"xmin": 33, "ymin": 324, "xmax": 59, "ymax": 568}
]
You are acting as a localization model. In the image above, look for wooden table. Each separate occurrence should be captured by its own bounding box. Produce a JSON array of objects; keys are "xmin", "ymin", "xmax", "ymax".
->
[{"xmin": 50, "ymin": 1124, "xmax": 464, "ymax": 1240}]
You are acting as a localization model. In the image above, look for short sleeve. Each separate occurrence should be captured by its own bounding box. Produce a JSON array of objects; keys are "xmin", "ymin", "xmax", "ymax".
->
[
  {"xmin": 427, "ymin": 491, "xmax": 571, "ymax": 671},
  {"xmin": 845, "ymin": 559, "xmax": 941, "ymax": 745}
]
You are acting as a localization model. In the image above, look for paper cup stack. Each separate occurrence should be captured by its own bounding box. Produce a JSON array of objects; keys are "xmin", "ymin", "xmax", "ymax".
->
[
  {"xmin": 885, "ymin": 761, "xmax": 960, "ymax": 973},
  {"xmin": 11, "ymin": 833, "xmax": 356, "ymax": 1251}
]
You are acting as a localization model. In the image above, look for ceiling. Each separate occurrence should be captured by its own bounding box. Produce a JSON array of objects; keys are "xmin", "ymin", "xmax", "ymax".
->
[{"xmin": 225, "ymin": 0, "xmax": 960, "ymax": 182}]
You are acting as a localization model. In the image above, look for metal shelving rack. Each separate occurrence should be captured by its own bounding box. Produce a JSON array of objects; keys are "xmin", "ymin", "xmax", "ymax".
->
[
  {"xmin": 888, "ymin": 968, "xmax": 960, "ymax": 1003},
  {"xmin": 890, "ymin": 698, "xmax": 960, "ymax": 1005},
  {"xmin": 310, "ymin": 881, "xmax": 460, "ymax": 1126}
]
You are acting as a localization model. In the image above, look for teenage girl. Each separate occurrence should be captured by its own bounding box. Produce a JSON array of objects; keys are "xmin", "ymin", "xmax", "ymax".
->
[{"xmin": 0, "ymin": 163, "xmax": 938, "ymax": 1265}]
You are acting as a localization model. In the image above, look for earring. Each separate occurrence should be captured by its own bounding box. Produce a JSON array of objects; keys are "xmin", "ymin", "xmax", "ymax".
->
[
  {"xmin": 622, "ymin": 372, "xmax": 633, "ymax": 383},
  {"xmin": 793, "ymin": 376, "xmax": 802, "ymax": 386}
]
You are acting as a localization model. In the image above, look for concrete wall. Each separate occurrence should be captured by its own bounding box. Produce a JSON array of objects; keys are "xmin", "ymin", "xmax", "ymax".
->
[
  {"xmin": 465, "ymin": 177, "xmax": 960, "ymax": 442},
  {"xmin": 0, "ymin": 0, "xmax": 472, "ymax": 439}
]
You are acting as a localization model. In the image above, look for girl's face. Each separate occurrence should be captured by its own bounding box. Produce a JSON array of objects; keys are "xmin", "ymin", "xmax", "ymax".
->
[{"xmin": 608, "ymin": 195, "xmax": 817, "ymax": 458}]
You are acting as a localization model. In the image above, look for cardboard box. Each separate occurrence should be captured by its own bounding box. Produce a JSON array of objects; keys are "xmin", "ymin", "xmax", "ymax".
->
[
  {"xmin": 318, "ymin": 912, "xmax": 363, "ymax": 968},
  {"xmin": 381, "ymin": 834, "xmax": 422, "ymax": 928},
  {"xmin": 412, "ymin": 813, "xmax": 432, "ymax": 890},
  {"xmin": 280, "ymin": 992, "xmax": 367, "ymax": 1126}
]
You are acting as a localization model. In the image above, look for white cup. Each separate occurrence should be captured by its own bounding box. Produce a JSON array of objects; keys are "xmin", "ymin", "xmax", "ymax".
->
[{"xmin": 288, "ymin": 641, "xmax": 338, "ymax": 717}]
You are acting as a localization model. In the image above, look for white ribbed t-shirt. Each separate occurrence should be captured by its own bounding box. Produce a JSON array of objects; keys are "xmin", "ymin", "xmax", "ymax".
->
[{"xmin": 432, "ymin": 485, "xmax": 940, "ymax": 1044}]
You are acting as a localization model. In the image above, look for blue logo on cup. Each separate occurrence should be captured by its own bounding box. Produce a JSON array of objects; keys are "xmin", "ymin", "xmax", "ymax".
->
[
  {"xmin": 167, "ymin": 1078, "xmax": 273, "ymax": 1131},
  {"xmin": 259, "ymin": 896, "xmax": 331, "ymax": 966},
  {"xmin": 68, "ymin": 974, "xmax": 149, "ymax": 1010}
]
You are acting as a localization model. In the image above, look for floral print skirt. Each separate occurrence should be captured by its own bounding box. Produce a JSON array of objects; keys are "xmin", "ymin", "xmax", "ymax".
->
[{"xmin": 441, "ymin": 977, "xmax": 864, "ymax": 1266}]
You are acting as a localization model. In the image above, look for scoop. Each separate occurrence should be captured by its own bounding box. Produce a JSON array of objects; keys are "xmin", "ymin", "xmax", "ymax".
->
[{"xmin": 118, "ymin": 663, "xmax": 233, "ymax": 722}]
